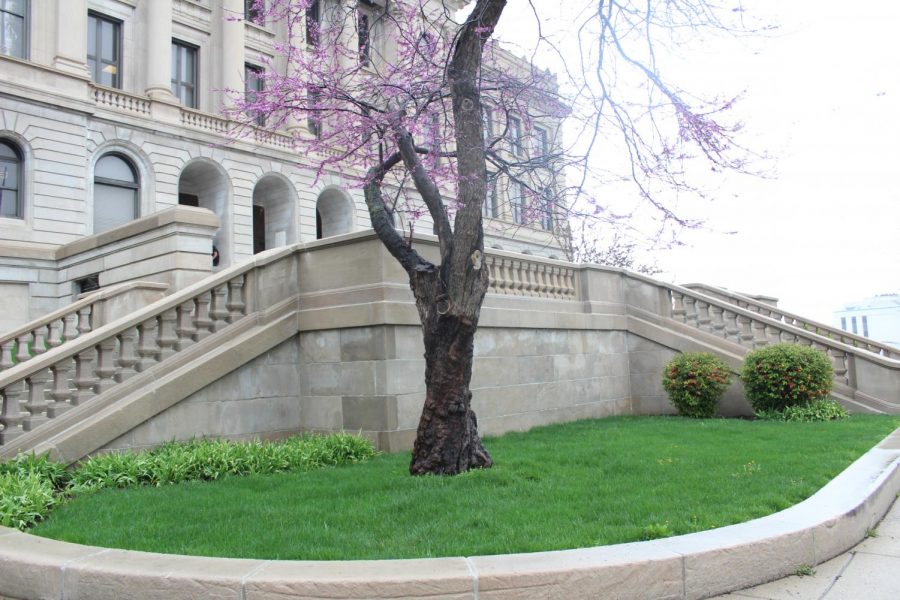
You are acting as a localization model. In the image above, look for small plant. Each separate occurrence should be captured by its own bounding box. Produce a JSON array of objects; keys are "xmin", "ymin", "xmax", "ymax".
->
[
  {"xmin": 794, "ymin": 564, "xmax": 816, "ymax": 577},
  {"xmin": 866, "ymin": 528, "xmax": 878, "ymax": 538},
  {"xmin": 781, "ymin": 399, "xmax": 848, "ymax": 422},
  {"xmin": 0, "ymin": 471, "xmax": 57, "ymax": 529},
  {"xmin": 742, "ymin": 344, "xmax": 833, "ymax": 413},
  {"xmin": 662, "ymin": 352, "xmax": 732, "ymax": 418},
  {"xmin": 640, "ymin": 521, "xmax": 672, "ymax": 540},
  {"xmin": 0, "ymin": 432, "xmax": 377, "ymax": 529}
]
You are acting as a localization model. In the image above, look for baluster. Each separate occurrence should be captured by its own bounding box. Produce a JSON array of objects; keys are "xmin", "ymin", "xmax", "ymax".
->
[
  {"xmin": 764, "ymin": 325, "xmax": 782, "ymax": 346},
  {"xmin": 828, "ymin": 349, "xmax": 849, "ymax": 386},
  {"xmin": 550, "ymin": 266, "xmax": 563, "ymax": 299},
  {"xmin": 538, "ymin": 265, "xmax": 551, "ymax": 298},
  {"xmin": 0, "ymin": 381, "xmax": 26, "ymax": 443},
  {"xmin": 523, "ymin": 263, "xmax": 536, "ymax": 296},
  {"xmin": 192, "ymin": 291, "xmax": 214, "ymax": 341},
  {"xmin": 671, "ymin": 292, "xmax": 686, "ymax": 321},
  {"xmin": 115, "ymin": 327, "xmax": 139, "ymax": 382},
  {"xmin": 15, "ymin": 333, "xmax": 32, "ymax": 363},
  {"xmin": 561, "ymin": 268, "xmax": 574, "ymax": 298},
  {"xmin": 696, "ymin": 301, "xmax": 712, "ymax": 332},
  {"xmin": 94, "ymin": 339, "xmax": 118, "ymax": 394},
  {"xmin": 210, "ymin": 285, "xmax": 230, "ymax": 331},
  {"xmin": 77, "ymin": 306, "xmax": 93, "ymax": 336},
  {"xmin": 175, "ymin": 300, "xmax": 197, "ymax": 351},
  {"xmin": 157, "ymin": 308, "xmax": 179, "ymax": 359},
  {"xmin": 47, "ymin": 319, "xmax": 65, "ymax": 348},
  {"xmin": 62, "ymin": 313, "xmax": 79, "ymax": 342},
  {"xmin": 32, "ymin": 325, "xmax": 49, "ymax": 356},
  {"xmin": 709, "ymin": 305, "xmax": 726, "ymax": 338},
  {"xmin": 73, "ymin": 349, "xmax": 98, "ymax": 405},
  {"xmin": 683, "ymin": 297, "xmax": 698, "ymax": 329},
  {"xmin": 23, "ymin": 368, "xmax": 50, "ymax": 431},
  {"xmin": 737, "ymin": 316, "xmax": 754, "ymax": 347},
  {"xmin": 486, "ymin": 257, "xmax": 499, "ymax": 294},
  {"xmin": 136, "ymin": 318, "xmax": 161, "ymax": 372},
  {"xmin": 226, "ymin": 275, "xmax": 246, "ymax": 322},
  {"xmin": 750, "ymin": 320, "xmax": 768, "ymax": 348},
  {"xmin": 47, "ymin": 358, "xmax": 74, "ymax": 417},
  {"xmin": 723, "ymin": 310, "xmax": 740, "ymax": 342},
  {"xmin": 510, "ymin": 260, "xmax": 522, "ymax": 296},
  {"xmin": 0, "ymin": 341, "xmax": 14, "ymax": 370}
]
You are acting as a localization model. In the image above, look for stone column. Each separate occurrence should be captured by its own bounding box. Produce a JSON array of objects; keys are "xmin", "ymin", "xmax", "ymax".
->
[
  {"xmin": 220, "ymin": 0, "xmax": 245, "ymax": 110},
  {"xmin": 144, "ymin": 0, "xmax": 175, "ymax": 100},
  {"xmin": 53, "ymin": 0, "xmax": 89, "ymax": 77}
]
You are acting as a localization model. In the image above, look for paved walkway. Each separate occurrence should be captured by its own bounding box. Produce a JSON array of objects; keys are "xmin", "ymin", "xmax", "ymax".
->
[{"xmin": 713, "ymin": 495, "xmax": 900, "ymax": 600}]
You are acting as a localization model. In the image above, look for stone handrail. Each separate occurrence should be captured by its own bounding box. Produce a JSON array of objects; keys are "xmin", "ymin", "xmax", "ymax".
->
[
  {"xmin": 0, "ymin": 282, "xmax": 168, "ymax": 374},
  {"xmin": 683, "ymin": 283, "xmax": 900, "ymax": 360},
  {"xmin": 627, "ymin": 276, "xmax": 900, "ymax": 397},
  {"xmin": 0, "ymin": 262, "xmax": 256, "ymax": 445}
]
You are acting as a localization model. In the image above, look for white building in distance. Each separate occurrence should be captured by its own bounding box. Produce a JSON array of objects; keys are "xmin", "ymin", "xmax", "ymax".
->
[{"xmin": 834, "ymin": 294, "xmax": 900, "ymax": 348}]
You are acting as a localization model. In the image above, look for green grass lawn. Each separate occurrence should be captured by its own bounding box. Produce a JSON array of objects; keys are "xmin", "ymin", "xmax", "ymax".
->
[{"xmin": 32, "ymin": 415, "xmax": 899, "ymax": 560}]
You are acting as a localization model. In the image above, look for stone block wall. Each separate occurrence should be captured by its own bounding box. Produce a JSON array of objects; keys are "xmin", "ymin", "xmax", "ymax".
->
[
  {"xmin": 101, "ymin": 337, "xmax": 303, "ymax": 452},
  {"xmin": 99, "ymin": 324, "xmax": 664, "ymax": 453}
]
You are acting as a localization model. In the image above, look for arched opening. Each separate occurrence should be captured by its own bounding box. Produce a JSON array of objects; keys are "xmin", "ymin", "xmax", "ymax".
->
[
  {"xmin": 315, "ymin": 187, "xmax": 353, "ymax": 239},
  {"xmin": 94, "ymin": 153, "xmax": 139, "ymax": 233},
  {"xmin": 0, "ymin": 140, "xmax": 23, "ymax": 219},
  {"xmin": 178, "ymin": 160, "xmax": 230, "ymax": 263},
  {"xmin": 252, "ymin": 174, "xmax": 296, "ymax": 253}
]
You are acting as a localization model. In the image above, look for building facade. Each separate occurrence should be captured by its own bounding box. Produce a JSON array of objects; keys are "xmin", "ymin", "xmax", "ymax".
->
[
  {"xmin": 0, "ymin": 0, "xmax": 565, "ymax": 329},
  {"xmin": 834, "ymin": 294, "xmax": 900, "ymax": 348}
]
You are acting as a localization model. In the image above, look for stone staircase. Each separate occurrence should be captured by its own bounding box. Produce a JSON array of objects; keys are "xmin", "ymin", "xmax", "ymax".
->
[{"xmin": 0, "ymin": 234, "xmax": 897, "ymax": 463}]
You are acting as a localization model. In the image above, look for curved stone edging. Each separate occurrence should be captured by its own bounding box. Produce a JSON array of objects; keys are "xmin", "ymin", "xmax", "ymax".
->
[{"xmin": 1, "ymin": 429, "xmax": 898, "ymax": 600}]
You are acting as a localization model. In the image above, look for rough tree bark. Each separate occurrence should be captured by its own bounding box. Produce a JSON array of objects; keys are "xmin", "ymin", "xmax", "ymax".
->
[{"xmin": 362, "ymin": 0, "xmax": 506, "ymax": 475}]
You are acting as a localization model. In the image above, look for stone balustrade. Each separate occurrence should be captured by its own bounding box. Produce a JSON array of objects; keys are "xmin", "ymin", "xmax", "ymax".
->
[
  {"xmin": 0, "ymin": 271, "xmax": 248, "ymax": 445},
  {"xmin": 92, "ymin": 85, "xmax": 152, "ymax": 116},
  {"xmin": 0, "ymin": 282, "xmax": 168, "ymax": 374},
  {"xmin": 485, "ymin": 254, "xmax": 578, "ymax": 300},
  {"xmin": 668, "ymin": 285, "xmax": 855, "ymax": 384},
  {"xmin": 685, "ymin": 283, "xmax": 900, "ymax": 360}
]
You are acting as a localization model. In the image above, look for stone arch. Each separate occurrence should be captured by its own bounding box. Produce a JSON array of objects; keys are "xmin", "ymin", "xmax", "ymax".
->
[
  {"xmin": 251, "ymin": 172, "xmax": 297, "ymax": 253},
  {"xmin": 0, "ymin": 131, "xmax": 31, "ymax": 221},
  {"xmin": 178, "ymin": 158, "xmax": 231, "ymax": 265},
  {"xmin": 315, "ymin": 186, "xmax": 354, "ymax": 239},
  {"xmin": 88, "ymin": 140, "xmax": 155, "ymax": 234}
]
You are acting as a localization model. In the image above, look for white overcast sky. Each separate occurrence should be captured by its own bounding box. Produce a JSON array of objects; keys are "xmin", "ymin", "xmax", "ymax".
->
[{"xmin": 487, "ymin": 1, "xmax": 900, "ymax": 323}]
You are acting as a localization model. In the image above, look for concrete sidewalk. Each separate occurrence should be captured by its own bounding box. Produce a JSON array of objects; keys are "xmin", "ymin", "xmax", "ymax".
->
[{"xmin": 714, "ymin": 495, "xmax": 900, "ymax": 600}]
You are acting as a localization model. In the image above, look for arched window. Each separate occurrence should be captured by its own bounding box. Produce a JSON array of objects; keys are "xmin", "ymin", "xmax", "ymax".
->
[
  {"xmin": 0, "ymin": 140, "xmax": 22, "ymax": 218},
  {"xmin": 94, "ymin": 153, "xmax": 138, "ymax": 233}
]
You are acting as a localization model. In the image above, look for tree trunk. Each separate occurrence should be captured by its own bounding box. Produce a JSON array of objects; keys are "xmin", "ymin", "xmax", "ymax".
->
[{"xmin": 409, "ymin": 279, "xmax": 492, "ymax": 475}]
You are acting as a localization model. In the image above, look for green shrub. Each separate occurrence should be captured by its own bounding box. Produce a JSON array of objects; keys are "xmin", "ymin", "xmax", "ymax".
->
[
  {"xmin": 0, "ymin": 452, "xmax": 69, "ymax": 490},
  {"xmin": 0, "ymin": 471, "xmax": 56, "ymax": 529},
  {"xmin": 68, "ymin": 433, "xmax": 377, "ymax": 493},
  {"xmin": 662, "ymin": 352, "xmax": 732, "ymax": 418},
  {"xmin": 741, "ymin": 344, "xmax": 833, "ymax": 412},
  {"xmin": 756, "ymin": 398, "xmax": 849, "ymax": 422}
]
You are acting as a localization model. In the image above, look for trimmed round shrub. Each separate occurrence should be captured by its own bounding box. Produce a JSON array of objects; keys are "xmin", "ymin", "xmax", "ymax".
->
[
  {"xmin": 662, "ymin": 352, "xmax": 732, "ymax": 418},
  {"xmin": 741, "ymin": 343, "xmax": 833, "ymax": 413}
]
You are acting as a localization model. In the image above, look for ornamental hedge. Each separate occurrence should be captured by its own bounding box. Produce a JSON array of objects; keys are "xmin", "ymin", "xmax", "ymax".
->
[
  {"xmin": 662, "ymin": 352, "xmax": 732, "ymax": 418},
  {"xmin": 741, "ymin": 343, "xmax": 833, "ymax": 413}
]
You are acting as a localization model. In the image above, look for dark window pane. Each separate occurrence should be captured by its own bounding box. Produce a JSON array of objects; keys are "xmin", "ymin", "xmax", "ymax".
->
[
  {"xmin": 88, "ymin": 13, "xmax": 120, "ymax": 87},
  {"xmin": 0, "ymin": 3, "xmax": 26, "ymax": 58},
  {"xmin": 0, "ymin": 141, "xmax": 22, "ymax": 218}
]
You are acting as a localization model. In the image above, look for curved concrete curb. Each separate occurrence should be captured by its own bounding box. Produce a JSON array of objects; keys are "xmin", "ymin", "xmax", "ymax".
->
[{"xmin": 1, "ymin": 429, "xmax": 898, "ymax": 600}]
